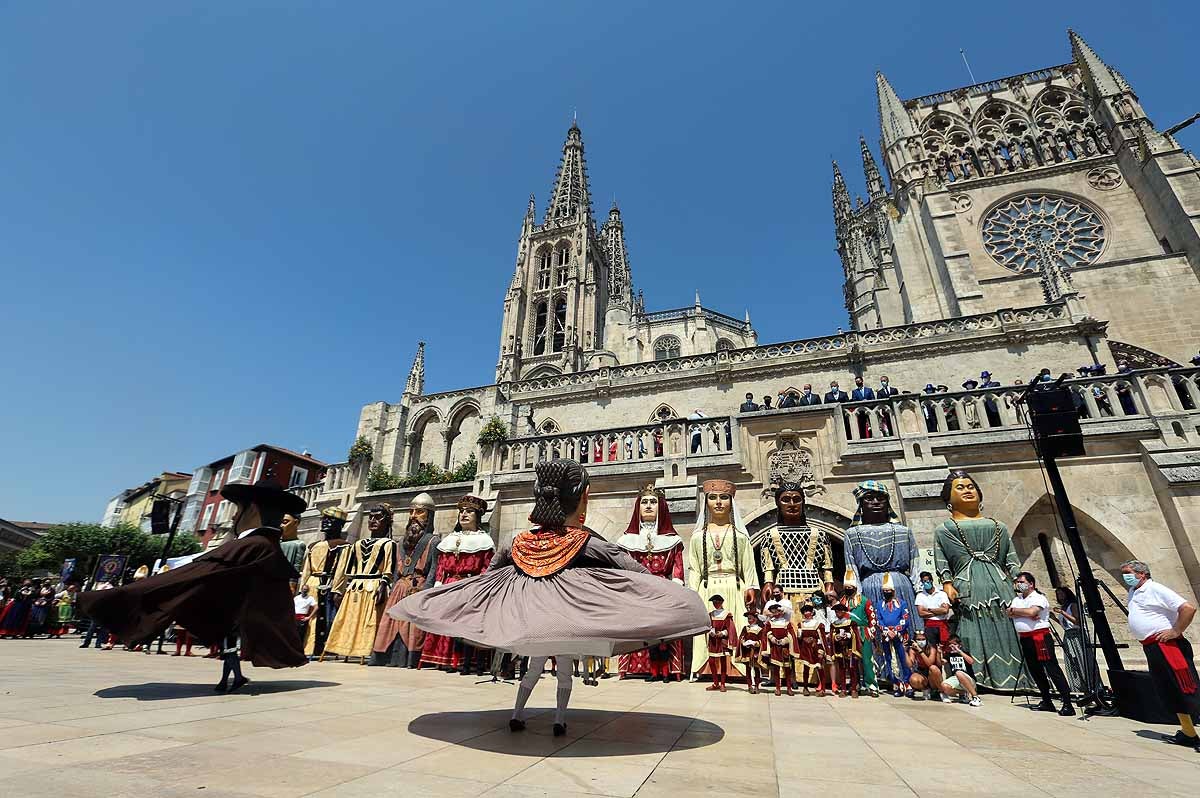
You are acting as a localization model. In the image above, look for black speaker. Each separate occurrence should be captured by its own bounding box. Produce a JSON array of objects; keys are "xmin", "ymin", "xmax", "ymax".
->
[
  {"xmin": 150, "ymin": 498, "xmax": 172, "ymax": 535},
  {"xmin": 1108, "ymin": 669, "xmax": 1178, "ymax": 724},
  {"xmin": 1028, "ymin": 387, "xmax": 1085, "ymax": 457}
]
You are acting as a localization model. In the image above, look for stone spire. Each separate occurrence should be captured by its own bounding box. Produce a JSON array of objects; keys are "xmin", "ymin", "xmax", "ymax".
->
[
  {"xmin": 832, "ymin": 160, "xmax": 852, "ymax": 227},
  {"xmin": 1069, "ymin": 30, "xmax": 1131, "ymax": 98},
  {"xmin": 545, "ymin": 121, "xmax": 594, "ymax": 226},
  {"xmin": 876, "ymin": 71, "xmax": 915, "ymax": 149},
  {"xmin": 404, "ymin": 341, "xmax": 425, "ymax": 396},
  {"xmin": 860, "ymin": 136, "xmax": 886, "ymax": 200},
  {"xmin": 601, "ymin": 200, "xmax": 632, "ymax": 307},
  {"xmin": 525, "ymin": 193, "xmax": 537, "ymax": 224}
]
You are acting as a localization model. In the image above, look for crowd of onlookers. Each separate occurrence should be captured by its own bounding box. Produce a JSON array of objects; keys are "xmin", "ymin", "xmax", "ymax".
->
[{"xmin": 0, "ymin": 578, "xmax": 77, "ymax": 639}]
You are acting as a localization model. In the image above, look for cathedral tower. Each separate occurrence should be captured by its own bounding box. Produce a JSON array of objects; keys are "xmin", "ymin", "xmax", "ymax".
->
[{"xmin": 497, "ymin": 122, "xmax": 615, "ymax": 382}]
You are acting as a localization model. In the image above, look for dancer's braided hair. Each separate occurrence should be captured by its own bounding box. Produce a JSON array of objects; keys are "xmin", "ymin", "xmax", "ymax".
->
[{"xmin": 529, "ymin": 459, "xmax": 590, "ymax": 528}]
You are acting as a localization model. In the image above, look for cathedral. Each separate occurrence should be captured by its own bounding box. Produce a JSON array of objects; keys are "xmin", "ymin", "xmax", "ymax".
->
[{"xmin": 297, "ymin": 31, "xmax": 1200, "ymax": 653}]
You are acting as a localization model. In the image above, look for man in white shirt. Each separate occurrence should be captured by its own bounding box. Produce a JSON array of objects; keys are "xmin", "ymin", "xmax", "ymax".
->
[
  {"xmin": 1122, "ymin": 560, "xmax": 1199, "ymax": 750},
  {"xmin": 914, "ymin": 570, "xmax": 952, "ymax": 647},
  {"xmin": 1007, "ymin": 571, "xmax": 1075, "ymax": 716},
  {"xmin": 293, "ymin": 585, "xmax": 318, "ymax": 649}
]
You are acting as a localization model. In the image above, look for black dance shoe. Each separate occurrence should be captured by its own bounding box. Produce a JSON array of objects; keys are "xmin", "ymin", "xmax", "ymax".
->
[
  {"xmin": 213, "ymin": 681, "xmax": 228, "ymax": 693},
  {"xmin": 1058, "ymin": 704, "xmax": 1076, "ymax": 717},
  {"xmin": 1032, "ymin": 700, "xmax": 1057, "ymax": 712},
  {"xmin": 228, "ymin": 676, "xmax": 250, "ymax": 693},
  {"xmin": 1167, "ymin": 730, "xmax": 1199, "ymax": 748},
  {"xmin": 509, "ymin": 718, "xmax": 525, "ymax": 732},
  {"xmin": 553, "ymin": 723, "xmax": 567, "ymax": 737}
]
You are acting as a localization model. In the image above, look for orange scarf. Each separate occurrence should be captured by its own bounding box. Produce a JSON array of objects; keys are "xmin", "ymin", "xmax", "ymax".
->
[{"xmin": 511, "ymin": 527, "xmax": 590, "ymax": 578}]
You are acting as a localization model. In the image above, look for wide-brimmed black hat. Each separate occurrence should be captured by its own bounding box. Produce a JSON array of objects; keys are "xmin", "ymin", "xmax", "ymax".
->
[{"xmin": 221, "ymin": 476, "xmax": 308, "ymax": 517}]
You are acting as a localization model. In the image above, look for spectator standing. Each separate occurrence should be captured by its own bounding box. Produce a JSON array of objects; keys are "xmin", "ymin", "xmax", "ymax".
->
[
  {"xmin": 1052, "ymin": 586, "xmax": 1094, "ymax": 694},
  {"xmin": 688, "ymin": 409, "xmax": 707, "ymax": 453},
  {"xmin": 1115, "ymin": 361, "xmax": 1139, "ymax": 415},
  {"xmin": 851, "ymin": 377, "xmax": 875, "ymax": 438},
  {"xmin": 936, "ymin": 385, "xmax": 959, "ymax": 430},
  {"xmin": 979, "ymin": 371, "xmax": 1002, "ymax": 426},
  {"xmin": 876, "ymin": 376, "xmax": 899, "ymax": 435},
  {"xmin": 941, "ymin": 634, "xmax": 982, "ymax": 706},
  {"xmin": 294, "ymin": 584, "xmax": 317, "ymax": 650},
  {"xmin": 824, "ymin": 381, "xmax": 849, "ymax": 404},
  {"xmin": 914, "ymin": 571, "xmax": 952, "ymax": 645},
  {"xmin": 1121, "ymin": 560, "xmax": 1199, "ymax": 750},
  {"xmin": 922, "ymin": 384, "xmax": 939, "ymax": 432},
  {"xmin": 960, "ymin": 379, "xmax": 982, "ymax": 429},
  {"xmin": 739, "ymin": 393, "xmax": 760, "ymax": 413},
  {"xmin": 798, "ymin": 384, "xmax": 822, "ymax": 406},
  {"xmin": 761, "ymin": 395, "xmax": 773, "ymax": 411},
  {"xmin": 1008, "ymin": 572, "xmax": 1075, "ymax": 716},
  {"xmin": 777, "ymin": 391, "xmax": 798, "ymax": 409}
]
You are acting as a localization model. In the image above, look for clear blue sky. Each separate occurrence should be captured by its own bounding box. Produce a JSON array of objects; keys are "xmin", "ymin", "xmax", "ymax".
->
[{"xmin": 2, "ymin": 3, "xmax": 1196, "ymax": 522}]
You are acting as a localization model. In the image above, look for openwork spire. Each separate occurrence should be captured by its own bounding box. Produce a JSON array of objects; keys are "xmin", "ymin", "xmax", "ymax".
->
[
  {"xmin": 832, "ymin": 160, "xmax": 852, "ymax": 226},
  {"xmin": 602, "ymin": 201, "xmax": 632, "ymax": 307},
  {"xmin": 545, "ymin": 121, "xmax": 593, "ymax": 226},
  {"xmin": 405, "ymin": 341, "xmax": 425, "ymax": 396},
  {"xmin": 876, "ymin": 71, "xmax": 915, "ymax": 148},
  {"xmin": 860, "ymin": 136, "xmax": 885, "ymax": 199},
  {"xmin": 1069, "ymin": 30, "xmax": 1131, "ymax": 98}
]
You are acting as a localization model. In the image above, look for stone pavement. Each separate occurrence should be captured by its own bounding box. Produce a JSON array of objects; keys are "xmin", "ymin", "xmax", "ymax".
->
[{"xmin": 1, "ymin": 639, "xmax": 1198, "ymax": 797}]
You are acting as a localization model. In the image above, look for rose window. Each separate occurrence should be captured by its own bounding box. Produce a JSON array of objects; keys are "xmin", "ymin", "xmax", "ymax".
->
[{"xmin": 981, "ymin": 194, "xmax": 1105, "ymax": 273}]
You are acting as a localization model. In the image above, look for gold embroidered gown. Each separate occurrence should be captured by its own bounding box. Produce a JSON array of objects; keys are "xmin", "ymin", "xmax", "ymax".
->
[{"xmin": 323, "ymin": 537, "xmax": 395, "ymax": 658}]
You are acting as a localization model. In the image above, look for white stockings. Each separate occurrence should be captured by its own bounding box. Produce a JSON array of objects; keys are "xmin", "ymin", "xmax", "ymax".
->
[{"xmin": 511, "ymin": 656, "xmax": 575, "ymax": 725}]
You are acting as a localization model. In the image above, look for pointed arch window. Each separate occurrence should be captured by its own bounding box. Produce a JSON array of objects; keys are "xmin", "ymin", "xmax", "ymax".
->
[
  {"xmin": 557, "ymin": 245, "xmax": 571, "ymax": 266},
  {"xmin": 537, "ymin": 248, "xmax": 553, "ymax": 291},
  {"xmin": 552, "ymin": 299, "xmax": 567, "ymax": 352},
  {"xmin": 654, "ymin": 335, "xmax": 681, "ymax": 360},
  {"xmin": 533, "ymin": 302, "xmax": 549, "ymax": 355}
]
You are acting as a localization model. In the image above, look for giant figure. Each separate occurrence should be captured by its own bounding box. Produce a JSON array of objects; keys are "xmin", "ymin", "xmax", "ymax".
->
[
  {"xmin": 687, "ymin": 479, "xmax": 758, "ymax": 679},
  {"xmin": 842, "ymin": 480, "xmax": 921, "ymax": 690},
  {"xmin": 298, "ymin": 506, "xmax": 349, "ymax": 657},
  {"xmin": 324, "ymin": 503, "xmax": 396, "ymax": 662},
  {"xmin": 615, "ymin": 484, "xmax": 686, "ymax": 681},
  {"xmin": 419, "ymin": 494, "xmax": 495, "ymax": 674},
  {"xmin": 934, "ymin": 470, "xmax": 1024, "ymax": 690},
  {"xmin": 759, "ymin": 481, "xmax": 833, "ymax": 616},
  {"xmin": 373, "ymin": 493, "xmax": 439, "ymax": 668}
]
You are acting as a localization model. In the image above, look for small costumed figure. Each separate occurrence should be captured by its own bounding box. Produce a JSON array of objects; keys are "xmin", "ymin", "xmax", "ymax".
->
[
  {"xmin": 736, "ymin": 610, "xmax": 766, "ymax": 694},
  {"xmin": 706, "ymin": 594, "xmax": 736, "ymax": 692},
  {"xmin": 842, "ymin": 566, "xmax": 880, "ymax": 696},
  {"xmin": 795, "ymin": 603, "xmax": 828, "ymax": 696},
  {"xmin": 876, "ymin": 572, "xmax": 914, "ymax": 696},
  {"xmin": 764, "ymin": 601, "xmax": 800, "ymax": 696},
  {"xmin": 830, "ymin": 602, "xmax": 864, "ymax": 698},
  {"xmin": 615, "ymin": 484, "xmax": 686, "ymax": 682}
]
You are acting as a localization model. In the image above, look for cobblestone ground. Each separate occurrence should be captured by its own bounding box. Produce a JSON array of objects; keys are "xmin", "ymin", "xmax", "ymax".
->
[{"xmin": 1, "ymin": 638, "xmax": 1198, "ymax": 797}]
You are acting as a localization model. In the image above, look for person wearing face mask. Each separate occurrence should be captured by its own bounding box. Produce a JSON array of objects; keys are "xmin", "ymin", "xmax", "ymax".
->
[
  {"xmin": 876, "ymin": 376, "xmax": 898, "ymax": 436},
  {"xmin": 876, "ymin": 574, "xmax": 914, "ymax": 697},
  {"xmin": 1008, "ymin": 572, "xmax": 1075, "ymax": 716},
  {"xmin": 1121, "ymin": 560, "xmax": 1199, "ymax": 750},
  {"xmin": 798, "ymin": 384, "xmax": 822, "ymax": 407},
  {"xmin": 914, "ymin": 571, "xmax": 952, "ymax": 648}
]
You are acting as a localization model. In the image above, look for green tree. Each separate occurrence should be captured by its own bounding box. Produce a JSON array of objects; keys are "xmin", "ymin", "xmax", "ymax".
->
[
  {"xmin": 348, "ymin": 435, "xmax": 374, "ymax": 466},
  {"xmin": 13, "ymin": 522, "xmax": 201, "ymax": 580}
]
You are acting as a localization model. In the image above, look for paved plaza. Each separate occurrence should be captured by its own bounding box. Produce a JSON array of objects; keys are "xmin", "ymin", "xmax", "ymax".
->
[{"xmin": 1, "ymin": 639, "xmax": 1198, "ymax": 797}]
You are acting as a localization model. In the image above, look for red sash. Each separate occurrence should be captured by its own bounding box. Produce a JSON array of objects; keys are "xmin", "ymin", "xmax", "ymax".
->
[
  {"xmin": 1141, "ymin": 635, "xmax": 1197, "ymax": 695},
  {"xmin": 1019, "ymin": 628, "xmax": 1051, "ymax": 662}
]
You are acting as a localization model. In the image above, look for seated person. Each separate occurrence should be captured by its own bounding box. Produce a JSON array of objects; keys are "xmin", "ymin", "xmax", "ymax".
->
[
  {"xmin": 905, "ymin": 629, "xmax": 943, "ymax": 700},
  {"xmin": 940, "ymin": 634, "xmax": 981, "ymax": 707}
]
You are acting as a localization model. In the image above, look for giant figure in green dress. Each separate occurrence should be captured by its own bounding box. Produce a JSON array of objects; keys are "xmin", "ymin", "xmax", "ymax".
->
[{"xmin": 934, "ymin": 470, "xmax": 1024, "ymax": 691}]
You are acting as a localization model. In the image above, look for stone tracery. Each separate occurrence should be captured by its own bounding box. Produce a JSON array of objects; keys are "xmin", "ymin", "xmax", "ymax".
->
[{"xmin": 981, "ymin": 193, "xmax": 1106, "ymax": 274}]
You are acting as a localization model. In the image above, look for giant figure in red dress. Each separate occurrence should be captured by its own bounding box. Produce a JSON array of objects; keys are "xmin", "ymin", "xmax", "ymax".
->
[
  {"xmin": 419, "ymin": 494, "xmax": 495, "ymax": 674},
  {"xmin": 616, "ymin": 484, "xmax": 685, "ymax": 681}
]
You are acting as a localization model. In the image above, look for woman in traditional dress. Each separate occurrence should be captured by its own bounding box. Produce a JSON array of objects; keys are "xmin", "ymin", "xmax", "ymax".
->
[
  {"xmin": 27, "ymin": 580, "xmax": 55, "ymax": 637},
  {"xmin": 0, "ymin": 579, "xmax": 36, "ymax": 638},
  {"xmin": 49, "ymin": 584, "xmax": 77, "ymax": 637},
  {"xmin": 389, "ymin": 458, "xmax": 708, "ymax": 737},
  {"xmin": 934, "ymin": 470, "xmax": 1024, "ymax": 691}
]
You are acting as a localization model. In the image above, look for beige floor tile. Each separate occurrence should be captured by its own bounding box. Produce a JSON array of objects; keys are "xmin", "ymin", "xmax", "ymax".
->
[
  {"xmin": 406, "ymin": 741, "xmax": 547, "ymax": 782},
  {"xmin": 13, "ymin": 732, "xmax": 187, "ymax": 764},
  {"xmin": 0, "ymin": 722, "xmax": 95, "ymax": 749},
  {"xmin": 307, "ymin": 769, "xmax": 493, "ymax": 797},
  {"xmin": 291, "ymin": 729, "xmax": 450, "ymax": 767},
  {"xmin": 135, "ymin": 717, "xmax": 278, "ymax": 742},
  {"xmin": 767, "ymin": 778, "xmax": 918, "ymax": 798},
  {"xmin": 775, "ymin": 753, "xmax": 905, "ymax": 786},
  {"xmin": 634, "ymin": 764, "xmax": 778, "ymax": 797}
]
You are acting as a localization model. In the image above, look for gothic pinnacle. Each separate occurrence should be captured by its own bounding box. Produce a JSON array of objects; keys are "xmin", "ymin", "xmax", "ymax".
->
[
  {"xmin": 405, "ymin": 341, "xmax": 426, "ymax": 396},
  {"xmin": 1068, "ymin": 29, "xmax": 1131, "ymax": 97},
  {"xmin": 545, "ymin": 121, "xmax": 593, "ymax": 225},
  {"xmin": 832, "ymin": 160, "xmax": 852, "ymax": 225},
  {"xmin": 860, "ymin": 135, "xmax": 885, "ymax": 200},
  {"xmin": 876, "ymin": 71, "xmax": 914, "ymax": 148}
]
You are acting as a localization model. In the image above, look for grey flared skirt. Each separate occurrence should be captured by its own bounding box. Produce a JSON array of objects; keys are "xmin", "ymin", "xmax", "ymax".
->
[{"xmin": 387, "ymin": 564, "xmax": 710, "ymax": 658}]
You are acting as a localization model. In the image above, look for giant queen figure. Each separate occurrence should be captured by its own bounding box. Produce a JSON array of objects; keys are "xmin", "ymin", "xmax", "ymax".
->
[
  {"xmin": 759, "ymin": 481, "xmax": 833, "ymax": 616},
  {"xmin": 323, "ymin": 503, "xmax": 397, "ymax": 662},
  {"xmin": 615, "ymin": 484, "xmax": 685, "ymax": 681},
  {"xmin": 687, "ymin": 479, "xmax": 758, "ymax": 679},
  {"xmin": 298, "ymin": 506, "xmax": 349, "ymax": 657},
  {"xmin": 373, "ymin": 493, "xmax": 440, "ymax": 668},
  {"xmin": 419, "ymin": 494, "xmax": 495, "ymax": 674},
  {"xmin": 934, "ymin": 470, "xmax": 1023, "ymax": 690}
]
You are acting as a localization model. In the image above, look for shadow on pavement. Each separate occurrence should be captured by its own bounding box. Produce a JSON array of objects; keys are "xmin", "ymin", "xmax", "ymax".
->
[
  {"xmin": 94, "ymin": 680, "xmax": 340, "ymax": 700},
  {"xmin": 408, "ymin": 709, "xmax": 723, "ymax": 755}
]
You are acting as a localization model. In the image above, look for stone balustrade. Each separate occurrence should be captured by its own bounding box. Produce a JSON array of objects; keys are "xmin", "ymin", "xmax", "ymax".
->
[{"xmin": 494, "ymin": 416, "xmax": 735, "ymax": 474}]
